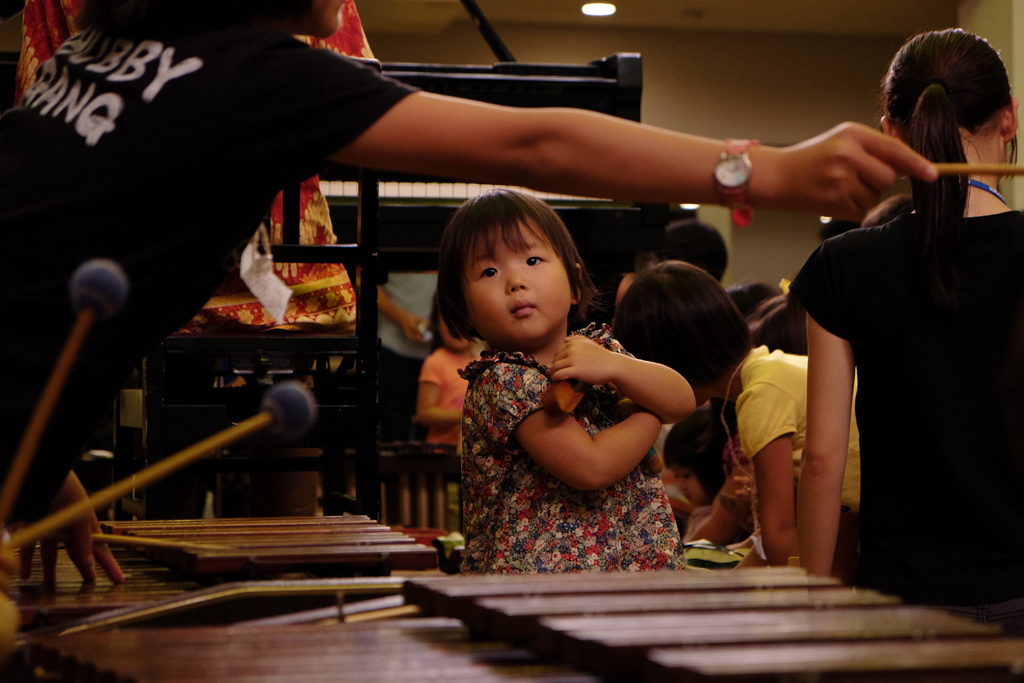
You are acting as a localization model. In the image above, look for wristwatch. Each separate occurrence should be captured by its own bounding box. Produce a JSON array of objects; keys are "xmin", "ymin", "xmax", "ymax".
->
[{"xmin": 715, "ymin": 139, "xmax": 759, "ymax": 227}]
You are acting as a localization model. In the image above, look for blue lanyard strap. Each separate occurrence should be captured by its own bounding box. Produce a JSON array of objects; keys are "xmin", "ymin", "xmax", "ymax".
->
[{"xmin": 968, "ymin": 179, "xmax": 1007, "ymax": 205}]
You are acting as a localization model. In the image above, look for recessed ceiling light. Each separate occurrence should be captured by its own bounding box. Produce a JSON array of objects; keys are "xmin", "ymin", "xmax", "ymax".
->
[
  {"xmin": 582, "ymin": 3, "xmax": 616, "ymax": 17},
  {"xmin": 820, "ymin": 216, "xmax": 833, "ymax": 224},
  {"xmin": 680, "ymin": 204, "xmax": 700, "ymax": 210}
]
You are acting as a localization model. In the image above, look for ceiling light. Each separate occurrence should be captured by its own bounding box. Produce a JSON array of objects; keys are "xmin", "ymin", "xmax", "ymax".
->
[
  {"xmin": 820, "ymin": 216, "xmax": 833, "ymax": 224},
  {"xmin": 582, "ymin": 3, "xmax": 616, "ymax": 17},
  {"xmin": 679, "ymin": 204, "xmax": 700, "ymax": 210}
]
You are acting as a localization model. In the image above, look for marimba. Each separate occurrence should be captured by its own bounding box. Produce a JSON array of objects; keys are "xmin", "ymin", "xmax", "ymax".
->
[
  {"xmin": 18, "ymin": 568, "xmax": 1024, "ymax": 682},
  {"xmin": 99, "ymin": 515, "xmax": 438, "ymax": 578}
]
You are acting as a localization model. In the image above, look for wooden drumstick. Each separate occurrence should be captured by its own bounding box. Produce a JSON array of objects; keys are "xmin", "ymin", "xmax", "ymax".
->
[
  {"xmin": 6, "ymin": 381, "xmax": 317, "ymax": 551},
  {"xmin": 933, "ymin": 163, "xmax": 1024, "ymax": 175},
  {"xmin": 0, "ymin": 259, "xmax": 130, "ymax": 527}
]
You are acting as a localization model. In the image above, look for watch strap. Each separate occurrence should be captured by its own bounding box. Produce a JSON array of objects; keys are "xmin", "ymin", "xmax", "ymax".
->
[{"xmin": 720, "ymin": 139, "xmax": 760, "ymax": 227}]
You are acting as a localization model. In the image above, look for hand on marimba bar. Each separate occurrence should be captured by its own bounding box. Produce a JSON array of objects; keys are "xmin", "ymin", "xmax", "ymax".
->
[
  {"xmin": 0, "ymin": 258, "xmax": 130, "ymax": 602},
  {"xmin": 14, "ymin": 471, "xmax": 123, "ymax": 586}
]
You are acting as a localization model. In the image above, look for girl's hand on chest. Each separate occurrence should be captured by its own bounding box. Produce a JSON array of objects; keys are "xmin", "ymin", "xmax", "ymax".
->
[{"xmin": 549, "ymin": 336, "xmax": 620, "ymax": 386}]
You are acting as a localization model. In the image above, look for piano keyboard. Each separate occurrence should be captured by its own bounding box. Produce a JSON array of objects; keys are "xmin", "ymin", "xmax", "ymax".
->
[{"xmin": 319, "ymin": 181, "xmax": 620, "ymax": 205}]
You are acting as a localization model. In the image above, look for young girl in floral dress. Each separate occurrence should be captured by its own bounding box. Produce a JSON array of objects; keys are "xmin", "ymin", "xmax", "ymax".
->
[{"xmin": 435, "ymin": 189, "xmax": 695, "ymax": 574}]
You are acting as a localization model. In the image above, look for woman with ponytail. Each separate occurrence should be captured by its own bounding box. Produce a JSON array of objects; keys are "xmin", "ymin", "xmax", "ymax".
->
[{"xmin": 792, "ymin": 29, "xmax": 1024, "ymax": 628}]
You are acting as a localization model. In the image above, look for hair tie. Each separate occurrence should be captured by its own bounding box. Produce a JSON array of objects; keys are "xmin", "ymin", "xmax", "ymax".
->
[
  {"xmin": 926, "ymin": 78, "xmax": 950, "ymax": 93},
  {"xmin": 779, "ymin": 278, "xmax": 791, "ymax": 296}
]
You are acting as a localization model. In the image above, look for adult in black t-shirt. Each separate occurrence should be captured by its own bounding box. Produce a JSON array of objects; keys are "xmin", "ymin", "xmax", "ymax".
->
[
  {"xmin": 0, "ymin": 0, "xmax": 938, "ymax": 585},
  {"xmin": 792, "ymin": 29, "xmax": 1024, "ymax": 625}
]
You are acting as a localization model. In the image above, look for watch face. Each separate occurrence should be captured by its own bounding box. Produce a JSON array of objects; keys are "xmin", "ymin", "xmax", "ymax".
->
[{"xmin": 715, "ymin": 154, "xmax": 751, "ymax": 188}]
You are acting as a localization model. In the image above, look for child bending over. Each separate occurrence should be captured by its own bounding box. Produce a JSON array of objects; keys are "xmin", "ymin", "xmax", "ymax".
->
[
  {"xmin": 436, "ymin": 190, "xmax": 695, "ymax": 574},
  {"xmin": 615, "ymin": 261, "xmax": 859, "ymax": 574}
]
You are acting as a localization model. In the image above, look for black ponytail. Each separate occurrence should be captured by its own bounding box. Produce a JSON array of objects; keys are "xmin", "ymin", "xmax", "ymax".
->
[
  {"xmin": 884, "ymin": 29, "xmax": 1016, "ymax": 310},
  {"xmin": 908, "ymin": 82, "xmax": 969, "ymax": 309}
]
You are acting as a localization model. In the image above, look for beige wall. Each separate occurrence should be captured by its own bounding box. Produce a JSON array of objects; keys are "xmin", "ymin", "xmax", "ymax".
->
[
  {"xmin": 369, "ymin": 24, "xmax": 908, "ymax": 144},
  {"xmin": 0, "ymin": 14, "xmax": 21, "ymax": 52},
  {"xmin": 958, "ymin": 0, "xmax": 1024, "ymax": 206},
  {"xmin": 367, "ymin": 22, "xmax": 918, "ymax": 285}
]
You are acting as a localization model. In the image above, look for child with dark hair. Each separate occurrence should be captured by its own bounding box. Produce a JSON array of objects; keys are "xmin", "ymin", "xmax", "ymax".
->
[
  {"xmin": 615, "ymin": 260, "xmax": 860, "ymax": 570},
  {"xmin": 748, "ymin": 288, "xmax": 808, "ymax": 356},
  {"xmin": 658, "ymin": 219, "xmax": 729, "ymax": 282},
  {"xmin": 727, "ymin": 281, "xmax": 782, "ymax": 318},
  {"xmin": 1, "ymin": 0, "xmax": 936, "ymax": 588},
  {"xmin": 662, "ymin": 409, "xmax": 732, "ymax": 543},
  {"xmin": 435, "ymin": 189, "xmax": 695, "ymax": 573},
  {"xmin": 663, "ymin": 408, "xmax": 723, "ymax": 495},
  {"xmin": 793, "ymin": 29, "xmax": 1024, "ymax": 624}
]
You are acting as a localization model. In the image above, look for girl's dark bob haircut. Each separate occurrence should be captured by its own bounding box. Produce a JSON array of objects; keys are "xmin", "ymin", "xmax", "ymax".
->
[
  {"xmin": 614, "ymin": 260, "xmax": 751, "ymax": 387},
  {"xmin": 78, "ymin": 0, "xmax": 313, "ymax": 33},
  {"xmin": 436, "ymin": 189, "xmax": 596, "ymax": 341}
]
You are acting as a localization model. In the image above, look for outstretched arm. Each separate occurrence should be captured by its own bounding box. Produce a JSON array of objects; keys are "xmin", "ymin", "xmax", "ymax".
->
[
  {"xmin": 332, "ymin": 92, "xmax": 937, "ymax": 221},
  {"xmin": 798, "ymin": 315, "xmax": 856, "ymax": 576}
]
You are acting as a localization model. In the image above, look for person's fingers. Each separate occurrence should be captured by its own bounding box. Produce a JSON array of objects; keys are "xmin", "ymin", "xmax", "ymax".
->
[
  {"xmin": 855, "ymin": 124, "xmax": 937, "ymax": 181},
  {"xmin": 65, "ymin": 523, "xmax": 98, "ymax": 583},
  {"xmin": 40, "ymin": 538, "xmax": 59, "ymax": 586},
  {"xmin": 405, "ymin": 325, "xmax": 424, "ymax": 342},
  {"xmin": 0, "ymin": 545, "xmax": 15, "ymax": 576},
  {"xmin": 0, "ymin": 545, "xmax": 14, "ymax": 596},
  {"xmin": 18, "ymin": 542, "xmax": 34, "ymax": 581},
  {"xmin": 92, "ymin": 543, "xmax": 124, "ymax": 584}
]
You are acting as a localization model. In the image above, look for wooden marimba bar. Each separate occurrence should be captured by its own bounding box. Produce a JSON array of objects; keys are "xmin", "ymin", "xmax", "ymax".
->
[
  {"xmin": 25, "ymin": 616, "xmax": 601, "ymax": 683},
  {"xmin": 403, "ymin": 570, "xmax": 1024, "ymax": 681},
  {"xmin": 100, "ymin": 515, "xmax": 438, "ymax": 577},
  {"xmin": 18, "ymin": 568, "xmax": 1024, "ymax": 682}
]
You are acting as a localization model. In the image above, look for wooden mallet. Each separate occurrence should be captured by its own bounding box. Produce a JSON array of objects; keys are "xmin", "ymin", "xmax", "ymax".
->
[
  {"xmin": 0, "ymin": 259, "xmax": 130, "ymax": 528},
  {"xmin": 0, "ymin": 382, "xmax": 316, "ymax": 667},
  {"xmin": 5, "ymin": 380, "xmax": 319, "ymax": 553},
  {"xmin": 0, "ymin": 258, "xmax": 129, "ymax": 665}
]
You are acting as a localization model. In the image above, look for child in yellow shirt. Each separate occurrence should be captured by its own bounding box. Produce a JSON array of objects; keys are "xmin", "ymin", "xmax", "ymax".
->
[{"xmin": 615, "ymin": 260, "xmax": 860, "ymax": 574}]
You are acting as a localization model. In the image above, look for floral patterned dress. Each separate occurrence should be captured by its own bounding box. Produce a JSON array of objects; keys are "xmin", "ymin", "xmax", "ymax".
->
[{"xmin": 459, "ymin": 324, "xmax": 683, "ymax": 574}]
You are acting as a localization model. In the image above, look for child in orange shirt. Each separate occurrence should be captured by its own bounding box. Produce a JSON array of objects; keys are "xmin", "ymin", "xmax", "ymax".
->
[{"xmin": 415, "ymin": 303, "xmax": 480, "ymax": 449}]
